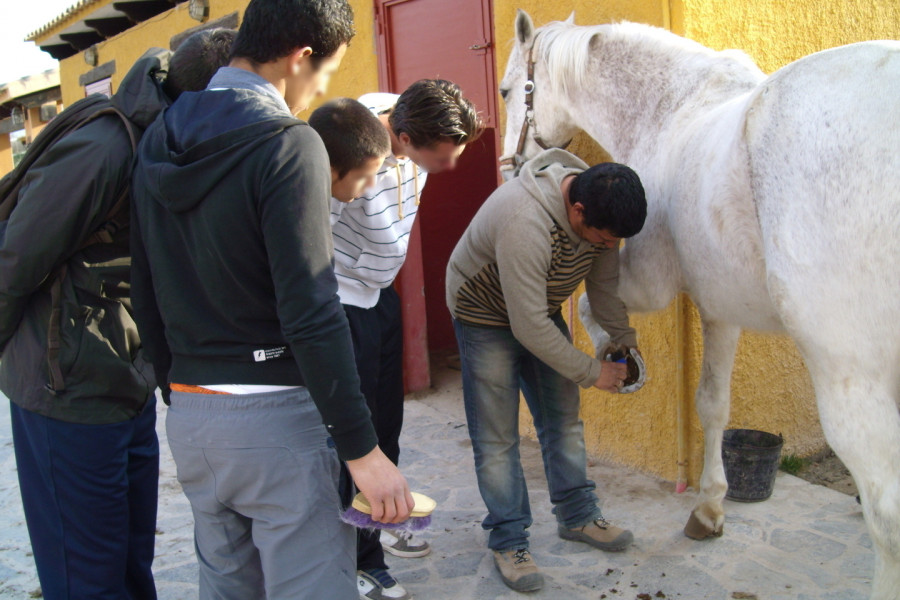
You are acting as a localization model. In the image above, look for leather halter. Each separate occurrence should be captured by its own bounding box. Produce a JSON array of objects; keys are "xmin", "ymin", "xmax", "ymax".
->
[{"xmin": 499, "ymin": 37, "xmax": 573, "ymax": 177}]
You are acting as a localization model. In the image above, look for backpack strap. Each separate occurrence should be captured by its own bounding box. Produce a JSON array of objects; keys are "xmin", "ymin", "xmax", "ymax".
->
[
  {"xmin": 44, "ymin": 264, "xmax": 67, "ymax": 395},
  {"xmin": 76, "ymin": 106, "xmax": 138, "ymax": 249}
]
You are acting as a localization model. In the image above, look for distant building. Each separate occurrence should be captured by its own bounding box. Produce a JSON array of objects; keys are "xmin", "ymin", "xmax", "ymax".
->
[{"xmin": 0, "ymin": 70, "xmax": 63, "ymax": 176}]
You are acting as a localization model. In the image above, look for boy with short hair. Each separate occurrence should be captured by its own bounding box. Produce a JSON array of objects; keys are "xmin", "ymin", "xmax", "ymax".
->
[{"xmin": 308, "ymin": 97, "xmax": 391, "ymax": 203}]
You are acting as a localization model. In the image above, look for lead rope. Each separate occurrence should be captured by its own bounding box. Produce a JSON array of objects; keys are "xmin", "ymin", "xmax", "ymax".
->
[{"xmin": 396, "ymin": 162, "xmax": 421, "ymax": 219}]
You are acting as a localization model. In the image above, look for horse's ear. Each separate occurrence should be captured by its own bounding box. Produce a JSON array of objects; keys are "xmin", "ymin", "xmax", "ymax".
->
[
  {"xmin": 565, "ymin": 12, "xmax": 576, "ymax": 25},
  {"xmin": 515, "ymin": 9, "xmax": 535, "ymax": 46}
]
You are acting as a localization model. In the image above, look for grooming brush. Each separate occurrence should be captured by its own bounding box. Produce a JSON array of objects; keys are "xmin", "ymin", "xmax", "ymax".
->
[{"xmin": 340, "ymin": 491, "xmax": 436, "ymax": 532}]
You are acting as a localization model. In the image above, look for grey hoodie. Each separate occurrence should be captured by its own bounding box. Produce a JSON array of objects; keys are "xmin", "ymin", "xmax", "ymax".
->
[{"xmin": 446, "ymin": 148, "xmax": 637, "ymax": 388}]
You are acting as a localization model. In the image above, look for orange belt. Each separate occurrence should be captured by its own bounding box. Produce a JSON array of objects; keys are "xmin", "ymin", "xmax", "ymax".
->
[{"xmin": 170, "ymin": 383, "xmax": 232, "ymax": 395}]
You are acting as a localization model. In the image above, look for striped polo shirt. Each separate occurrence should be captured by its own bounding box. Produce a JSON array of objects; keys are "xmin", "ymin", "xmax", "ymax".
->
[{"xmin": 330, "ymin": 154, "xmax": 429, "ymax": 308}]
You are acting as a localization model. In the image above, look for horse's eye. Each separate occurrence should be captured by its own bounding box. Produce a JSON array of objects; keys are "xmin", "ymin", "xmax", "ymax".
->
[{"xmin": 499, "ymin": 88, "xmax": 509, "ymax": 100}]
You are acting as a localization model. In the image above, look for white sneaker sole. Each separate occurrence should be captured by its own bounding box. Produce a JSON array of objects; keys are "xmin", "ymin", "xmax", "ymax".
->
[{"xmin": 382, "ymin": 543, "xmax": 432, "ymax": 558}]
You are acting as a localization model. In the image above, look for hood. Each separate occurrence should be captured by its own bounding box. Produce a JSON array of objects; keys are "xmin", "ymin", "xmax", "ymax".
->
[
  {"xmin": 137, "ymin": 88, "xmax": 301, "ymax": 213},
  {"xmin": 517, "ymin": 148, "xmax": 589, "ymax": 231},
  {"xmin": 110, "ymin": 47, "xmax": 171, "ymax": 130}
]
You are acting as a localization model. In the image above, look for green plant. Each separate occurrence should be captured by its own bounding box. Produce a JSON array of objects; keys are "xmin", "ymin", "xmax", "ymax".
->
[{"xmin": 780, "ymin": 454, "xmax": 806, "ymax": 475}]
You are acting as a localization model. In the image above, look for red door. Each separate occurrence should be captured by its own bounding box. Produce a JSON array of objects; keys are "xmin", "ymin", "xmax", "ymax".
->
[{"xmin": 375, "ymin": 0, "xmax": 501, "ymax": 392}]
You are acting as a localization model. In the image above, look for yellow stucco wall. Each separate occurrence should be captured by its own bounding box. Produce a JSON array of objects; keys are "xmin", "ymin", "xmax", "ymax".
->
[
  {"xmin": 36, "ymin": 0, "xmax": 898, "ymax": 488},
  {"xmin": 0, "ymin": 135, "xmax": 12, "ymax": 175},
  {"xmin": 42, "ymin": 0, "xmax": 248, "ymax": 107},
  {"xmin": 499, "ymin": 0, "xmax": 900, "ymax": 488},
  {"xmin": 41, "ymin": 0, "xmax": 381, "ymax": 116},
  {"xmin": 300, "ymin": 2, "xmax": 380, "ymax": 118},
  {"xmin": 681, "ymin": 0, "xmax": 900, "ymax": 74}
]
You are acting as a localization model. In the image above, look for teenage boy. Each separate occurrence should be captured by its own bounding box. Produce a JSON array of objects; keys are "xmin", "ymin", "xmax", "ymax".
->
[
  {"xmin": 308, "ymin": 97, "xmax": 391, "ymax": 204},
  {"xmin": 0, "ymin": 29, "xmax": 235, "ymax": 600},
  {"xmin": 329, "ymin": 80, "xmax": 482, "ymax": 600},
  {"xmin": 446, "ymin": 149, "xmax": 648, "ymax": 592},
  {"xmin": 130, "ymin": 1, "xmax": 411, "ymax": 598}
]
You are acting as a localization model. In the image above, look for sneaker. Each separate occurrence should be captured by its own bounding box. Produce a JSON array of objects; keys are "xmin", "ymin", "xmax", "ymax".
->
[
  {"xmin": 359, "ymin": 568, "xmax": 412, "ymax": 600},
  {"xmin": 558, "ymin": 517, "xmax": 633, "ymax": 551},
  {"xmin": 492, "ymin": 547, "xmax": 544, "ymax": 592},
  {"xmin": 380, "ymin": 529, "xmax": 432, "ymax": 558},
  {"xmin": 357, "ymin": 570, "xmax": 382, "ymax": 600}
]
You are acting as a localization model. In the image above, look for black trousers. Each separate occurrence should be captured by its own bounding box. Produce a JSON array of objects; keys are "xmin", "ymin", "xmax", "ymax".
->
[{"xmin": 343, "ymin": 286, "xmax": 405, "ymax": 571}]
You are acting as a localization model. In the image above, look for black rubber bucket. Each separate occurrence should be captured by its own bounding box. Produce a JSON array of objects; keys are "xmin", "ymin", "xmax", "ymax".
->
[{"xmin": 722, "ymin": 429, "xmax": 784, "ymax": 502}]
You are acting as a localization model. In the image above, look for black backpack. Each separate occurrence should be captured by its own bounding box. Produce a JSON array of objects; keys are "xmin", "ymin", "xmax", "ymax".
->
[{"xmin": 0, "ymin": 94, "xmax": 138, "ymax": 393}]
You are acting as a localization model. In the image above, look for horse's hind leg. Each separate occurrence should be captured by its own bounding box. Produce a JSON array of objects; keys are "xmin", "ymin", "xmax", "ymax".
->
[
  {"xmin": 684, "ymin": 319, "xmax": 741, "ymax": 540},
  {"xmin": 804, "ymin": 355, "xmax": 900, "ymax": 600}
]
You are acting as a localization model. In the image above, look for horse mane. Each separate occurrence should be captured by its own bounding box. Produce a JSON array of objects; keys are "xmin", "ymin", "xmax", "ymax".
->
[{"xmin": 537, "ymin": 20, "xmax": 764, "ymax": 97}]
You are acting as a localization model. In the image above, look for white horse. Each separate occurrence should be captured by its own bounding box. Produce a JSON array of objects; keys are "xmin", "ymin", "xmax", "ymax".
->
[{"xmin": 499, "ymin": 10, "xmax": 900, "ymax": 599}]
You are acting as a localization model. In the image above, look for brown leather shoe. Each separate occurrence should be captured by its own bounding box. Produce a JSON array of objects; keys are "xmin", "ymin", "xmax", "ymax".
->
[
  {"xmin": 492, "ymin": 548, "xmax": 544, "ymax": 592},
  {"xmin": 558, "ymin": 517, "xmax": 633, "ymax": 551}
]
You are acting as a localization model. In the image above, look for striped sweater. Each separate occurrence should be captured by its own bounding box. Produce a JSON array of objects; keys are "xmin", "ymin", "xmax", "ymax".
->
[
  {"xmin": 330, "ymin": 153, "xmax": 428, "ymax": 308},
  {"xmin": 446, "ymin": 149, "xmax": 637, "ymax": 388}
]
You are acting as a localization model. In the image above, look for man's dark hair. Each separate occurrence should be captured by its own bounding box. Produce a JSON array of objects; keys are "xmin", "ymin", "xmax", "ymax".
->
[
  {"xmin": 230, "ymin": 0, "xmax": 355, "ymax": 65},
  {"xmin": 388, "ymin": 79, "xmax": 484, "ymax": 149},
  {"xmin": 165, "ymin": 28, "xmax": 237, "ymax": 99},
  {"xmin": 309, "ymin": 98, "xmax": 391, "ymax": 178},
  {"xmin": 569, "ymin": 163, "xmax": 647, "ymax": 238}
]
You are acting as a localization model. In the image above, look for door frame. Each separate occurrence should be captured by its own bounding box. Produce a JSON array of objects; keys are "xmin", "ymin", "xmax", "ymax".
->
[
  {"xmin": 372, "ymin": 0, "xmax": 501, "ymax": 392},
  {"xmin": 373, "ymin": 0, "xmax": 500, "ymax": 128}
]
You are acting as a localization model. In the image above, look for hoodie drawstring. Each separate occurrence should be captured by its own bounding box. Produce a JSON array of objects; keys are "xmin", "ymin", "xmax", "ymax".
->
[{"xmin": 396, "ymin": 163, "xmax": 420, "ymax": 219}]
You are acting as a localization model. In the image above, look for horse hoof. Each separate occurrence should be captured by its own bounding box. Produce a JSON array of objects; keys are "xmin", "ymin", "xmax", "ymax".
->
[{"xmin": 684, "ymin": 511, "xmax": 724, "ymax": 540}]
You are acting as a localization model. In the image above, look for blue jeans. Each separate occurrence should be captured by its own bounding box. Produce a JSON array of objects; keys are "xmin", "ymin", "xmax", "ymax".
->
[
  {"xmin": 454, "ymin": 314, "xmax": 602, "ymax": 551},
  {"xmin": 10, "ymin": 395, "xmax": 159, "ymax": 600}
]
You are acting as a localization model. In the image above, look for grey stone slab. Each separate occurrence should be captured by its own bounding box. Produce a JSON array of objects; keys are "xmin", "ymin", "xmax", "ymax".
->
[
  {"xmin": 811, "ymin": 517, "xmax": 868, "ymax": 540},
  {"xmin": 769, "ymin": 529, "xmax": 847, "ymax": 562},
  {"xmin": 432, "ymin": 550, "xmax": 484, "ymax": 579},
  {"xmin": 153, "ymin": 561, "xmax": 200, "ymax": 584},
  {"xmin": 726, "ymin": 559, "xmax": 803, "ymax": 599},
  {"xmin": 857, "ymin": 531, "xmax": 873, "ymax": 550}
]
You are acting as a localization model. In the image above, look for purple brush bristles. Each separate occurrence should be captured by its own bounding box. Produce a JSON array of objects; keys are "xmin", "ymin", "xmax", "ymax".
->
[{"xmin": 340, "ymin": 506, "xmax": 433, "ymax": 532}]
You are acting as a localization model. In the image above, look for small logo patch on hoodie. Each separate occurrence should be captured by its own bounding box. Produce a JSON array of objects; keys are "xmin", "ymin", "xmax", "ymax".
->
[{"xmin": 253, "ymin": 346, "xmax": 287, "ymax": 362}]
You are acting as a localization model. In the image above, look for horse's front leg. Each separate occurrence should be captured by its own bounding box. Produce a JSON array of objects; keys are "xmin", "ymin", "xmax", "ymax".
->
[
  {"xmin": 577, "ymin": 293, "xmax": 611, "ymax": 351},
  {"xmin": 684, "ymin": 319, "xmax": 741, "ymax": 540}
]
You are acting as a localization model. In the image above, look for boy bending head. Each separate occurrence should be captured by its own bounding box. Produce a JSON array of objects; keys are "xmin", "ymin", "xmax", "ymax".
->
[{"xmin": 309, "ymin": 97, "xmax": 391, "ymax": 202}]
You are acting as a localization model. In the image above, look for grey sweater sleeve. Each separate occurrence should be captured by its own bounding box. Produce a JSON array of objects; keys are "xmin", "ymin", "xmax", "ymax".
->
[
  {"xmin": 584, "ymin": 249, "xmax": 638, "ymax": 348},
  {"xmin": 495, "ymin": 215, "xmax": 603, "ymax": 388}
]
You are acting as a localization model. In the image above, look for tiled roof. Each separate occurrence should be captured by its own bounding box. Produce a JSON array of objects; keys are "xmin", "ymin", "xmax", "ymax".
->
[
  {"xmin": 26, "ymin": 0, "xmax": 105, "ymax": 41},
  {"xmin": 0, "ymin": 69, "xmax": 61, "ymax": 103}
]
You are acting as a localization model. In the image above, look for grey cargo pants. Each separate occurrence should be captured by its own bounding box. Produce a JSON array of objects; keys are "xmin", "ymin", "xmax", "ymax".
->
[{"xmin": 166, "ymin": 387, "xmax": 356, "ymax": 599}]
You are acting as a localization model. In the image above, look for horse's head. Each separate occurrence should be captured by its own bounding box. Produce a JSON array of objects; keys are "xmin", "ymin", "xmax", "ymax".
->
[{"xmin": 498, "ymin": 10, "xmax": 580, "ymax": 180}]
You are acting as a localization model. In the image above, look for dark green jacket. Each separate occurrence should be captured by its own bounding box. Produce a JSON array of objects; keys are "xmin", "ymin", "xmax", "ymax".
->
[{"xmin": 0, "ymin": 51, "xmax": 169, "ymax": 424}]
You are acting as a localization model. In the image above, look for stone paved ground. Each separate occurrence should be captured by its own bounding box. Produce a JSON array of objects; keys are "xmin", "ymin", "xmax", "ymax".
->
[{"xmin": 1, "ymin": 367, "xmax": 874, "ymax": 599}]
